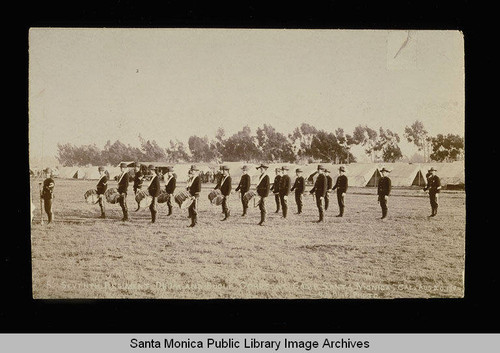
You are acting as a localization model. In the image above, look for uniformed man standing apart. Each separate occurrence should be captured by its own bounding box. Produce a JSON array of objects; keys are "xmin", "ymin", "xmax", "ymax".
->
[
  {"xmin": 235, "ymin": 165, "xmax": 251, "ymax": 216},
  {"xmin": 331, "ymin": 166, "xmax": 348, "ymax": 217},
  {"xmin": 40, "ymin": 168, "xmax": 55, "ymax": 224},
  {"xmin": 214, "ymin": 165, "xmax": 232, "ymax": 221},
  {"xmin": 423, "ymin": 167, "xmax": 441, "ymax": 217},
  {"xmin": 290, "ymin": 168, "xmax": 305, "ymax": 214},
  {"xmin": 133, "ymin": 162, "xmax": 144, "ymax": 211},
  {"xmin": 164, "ymin": 166, "xmax": 176, "ymax": 216},
  {"xmin": 279, "ymin": 166, "xmax": 291, "ymax": 219},
  {"xmin": 324, "ymin": 169, "xmax": 333, "ymax": 211},
  {"xmin": 255, "ymin": 163, "xmax": 270, "ymax": 226},
  {"xmin": 96, "ymin": 166, "xmax": 108, "ymax": 219},
  {"xmin": 187, "ymin": 165, "xmax": 201, "ymax": 227},
  {"xmin": 147, "ymin": 165, "xmax": 161, "ymax": 223},
  {"xmin": 377, "ymin": 167, "xmax": 392, "ymax": 219},
  {"xmin": 117, "ymin": 162, "xmax": 130, "ymax": 221},
  {"xmin": 309, "ymin": 165, "xmax": 327, "ymax": 222},
  {"xmin": 271, "ymin": 168, "xmax": 282, "ymax": 213}
]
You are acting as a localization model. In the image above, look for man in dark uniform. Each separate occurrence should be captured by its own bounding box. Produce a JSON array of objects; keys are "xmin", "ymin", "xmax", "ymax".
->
[
  {"xmin": 324, "ymin": 169, "xmax": 333, "ymax": 211},
  {"xmin": 147, "ymin": 165, "xmax": 161, "ymax": 223},
  {"xmin": 377, "ymin": 167, "xmax": 392, "ymax": 219},
  {"xmin": 117, "ymin": 162, "xmax": 130, "ymax": 221},
  {"xmin": 271, "ymin": 168, "xmax": 282, "ymax": 213},
  {"xmin": 40, "ymin": 168, "xmax": 55, "ymax": 224},
  {"xmin": 279, "ymin": 166, "xmax": 291, "ymax": 219},
  {"xmin": 187, "ymin": 165, "xmax": 201, "ymax": 227},
  {"xmin": 96, "ymin": 166, "xmax": 108, "ymax": 218},
  {"xmin": 164, "ymin": 166, "xmax": 176, "ymax": 216},
  {"xmin": 423, "ymin": 167, "xmax": 441, "ymax": 217},
  {"xmin": 309, "ymin": 165, "xmax": 327, "ymax": 222},
  {"xmin": 214, "ymin": 165, "xmax": 232, "ymax": 221},
  {"xmin": 255, "ymin": 163, "xmax": 270, "ymax": 226},
  {"xmin": 133, "ymin": 162, "xmax": 144, "ymax": 211},
  {"xmin": 235, "ymin": 165, "xmax": 251, "ymax": 216},
  {"xmin": 290, "ymin": 168, "xmax": 305, "ymax": 214},
  {"xmin": 331, "ymin": 166, "xmax": 348, "ymax": 217}
]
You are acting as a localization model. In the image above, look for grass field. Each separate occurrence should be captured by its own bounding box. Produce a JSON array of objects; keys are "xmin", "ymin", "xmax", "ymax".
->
[{"xmin": 30, "ymin": 178, "xmax": 465, "ymax": 299}]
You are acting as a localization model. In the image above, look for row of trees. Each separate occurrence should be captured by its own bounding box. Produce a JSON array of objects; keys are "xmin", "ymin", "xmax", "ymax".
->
[{"xmin": 56, "ymin": 121, "xmax": 464, "ymax": 166}]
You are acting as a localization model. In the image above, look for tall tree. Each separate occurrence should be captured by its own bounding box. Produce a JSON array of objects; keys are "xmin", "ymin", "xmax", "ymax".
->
[
  {"xmin": 166, "ymin": 139, "xmax": 190, "ymax": 163},
  {"xmin": 352, "ymin": 125, "xmax": 378, "ymax": 162},
  {"xmin": 256, "ymin": 124, "xmax": 295, "ymax": 162},
  {"xmin": 404, "ymin": 120, "xmax": 431, "ymax": 162},
  {"xmin": 221, "ymin": 126, "xmax": 260, "ymax": 162},
  {"xmin": 374, "ymin": 127, "xmax": 403, "ymax": 162},
  {"xmin": 188, "ymin": 135, "xmax": 217, "ymax": 162},
  {"xmin": 429, "ymin": 134, "xmax": 464, "ymax": 162},
  {"xmin": 289, "ymin": 123, "xmax": 318, "ymax": 160}
]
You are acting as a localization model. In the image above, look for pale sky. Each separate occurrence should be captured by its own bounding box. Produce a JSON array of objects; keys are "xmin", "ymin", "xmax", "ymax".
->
[{"xmin": 29, "ymin": 29, "xmax": 464, "ymax": 166}]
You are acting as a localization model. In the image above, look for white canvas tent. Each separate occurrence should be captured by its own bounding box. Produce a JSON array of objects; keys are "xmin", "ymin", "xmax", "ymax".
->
[
  {"xmin": 421, "ymin": 161, "xmax": 465, "ymax": 188},
  {"xmin": 344, "ymin": 163, "xmax": 381, "ymax": 187},
  {"xmin": 83, "ymin": 167, "xmax": 102, "ymax": 180},
  {"xmin": 380, "ymin": 163, "xmax": 426, "ymax": 187}
]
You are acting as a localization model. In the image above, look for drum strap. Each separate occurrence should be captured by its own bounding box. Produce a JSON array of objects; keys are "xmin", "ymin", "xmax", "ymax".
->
[
  {"xmin": 148, "ymin": 175, "xmax": 157, "ymax": 187},
  {"xmin": 221, "ymin": 175, "xmax": 229, "ymax": 188},
  {"xmin": 118, "ymin": 171, "xmax": 127, "ymax": 184},
  {"xmin": 257, "ymin": 173, "xmax": 267, "ymax": 188},
  {"xmin": 97, "ymin": 175, "xmax": 107, "ymax": 185}
]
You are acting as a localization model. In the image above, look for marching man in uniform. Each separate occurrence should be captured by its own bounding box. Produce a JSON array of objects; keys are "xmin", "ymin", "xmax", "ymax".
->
[
  {"xmin": 377, "ymin": 167, "xmax": 392, "ymax": 219},
  {"xmin": 164, "ymin": 166, "xmax": 176, "ymax": 216},
  {"xmin": 423, "ymin": 167, "xmax": 441, "ymax": 217},
  {"xmin": 331, "ymin": 166, "xmax": 348, "ymax": 217},
  {"xmin": 96, "ymin": 166, "xmax": 108, "ymax": 218},
  {"xmin": 309, "ymin": 164, "xmax": 327, "ymax": 223},
  {"xmin": 117, "ymin": 162, "xmax": 130, "ymax": 221},
  {"xmin": 147, "ymin": 165, "xmax": 161, "ymax": 223},
  {"xmin": 235, "ymin": 165, "xmax": 251, "ymax": 216},
  {"xmin": 133, "ymin": 162, "xmax": 144, "ymax": 211},
  {"xmin": 324, "ymin": 169, "xmax": 333, "ymax": 211},
  {"xmin": 290, "ymin": 168, "xmax": 305, "ymax": 214},
  {"xmin": 271, "ymin": 168, "xmax": 282, "ymax": 213},
  {"xmin": 214, "ymin": 165, "xmax": 232, "ymax": 221},
  {"xmin": 255, "ymin": 163, "xmax": 270, "ymax": 226},
  {"xmin": 279, "ymin": 166, "xmax": 291, "ymax": 219},
  {"xmin": 40, "ymin": 168, "xmax": 55, "ymax": 224},
  {"xmin": 187, "ymin": 165, "xmax": 201, "ymax": 227}
]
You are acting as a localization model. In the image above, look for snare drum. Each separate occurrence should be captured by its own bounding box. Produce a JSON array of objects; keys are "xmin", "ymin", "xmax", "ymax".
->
[
  {"xmin": 213, "ymin": 195, "xmax": 225, "ymax": 206},
  {"xmin": 243, "ymin": 190, "xmax": 256, "ymax": 203},
  {"xmin": 84, "ymin": 189, "xmax": 99, "ymax": 204},
  {"xmin": 157, "ymin": 191, "xmax": 171, "ymax": 204},
  {"xmin": 104, "ymin": 188, "xmax": 120, "ymax": 204},
  {"xmin": 135, "ymin": 190, "xmax": 152, "ymax": 208},
  {"xmin": 174, "ymin": 191, "xmax": 194, "ymax": 209},
  {"xmin": 208, "ymin": 189, "xmax": 222, "ymax": 204}
]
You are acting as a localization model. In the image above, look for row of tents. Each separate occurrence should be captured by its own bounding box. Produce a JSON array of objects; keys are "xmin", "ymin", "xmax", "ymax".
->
[{"xmin": 44, "ymin": 161, "xmax": 465, "ymax": 189}]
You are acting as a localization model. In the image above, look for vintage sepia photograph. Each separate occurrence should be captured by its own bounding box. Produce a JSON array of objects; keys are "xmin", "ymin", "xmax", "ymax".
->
[{"xmin": 29, "ymin": 28, "xmax": 465, "ymax": 299}]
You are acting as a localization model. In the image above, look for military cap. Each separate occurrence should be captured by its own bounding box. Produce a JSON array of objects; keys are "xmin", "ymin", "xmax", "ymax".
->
[
  {"xmin": 338, "ymin": 166, "xmax": 346, "ymax": 172},
  {"xmin": 296, "ymin": 168, "xmax": 303, "ymax": 173},
  {"xmin": 324, "ymin": 169, "xmax": 331, "ymax": 173},
  {"xmin": 241, "ymin": 165, "xmax": 249, "ymax": 171},
  {"xmin": 428, "ymin": 167, "xmax": 437, "ymax": 172},
  {"xmin": 44, "ymin": 167, "xmax": 52, "ymax": 173},
  {"xmin": 221, "ymin": 165, "xmax": 230, "ymax": 171},
  {"xmin": 120, "ymin": 162, "xmax": 128, "ymax": 168},
  {"xmin": 282, "ymin": 165, "xmax": 289, "ymax": 171},
  {"xmin": 317, "ymin": 164, "xmax": 325, "ymax": 170},
  {"xmin": 148, "ymin": 164, "xmax": 156, "ymax": 170},
  {"xmin": 380, "ymin": 167, "xmax": 391, "ymax": 173},
  {"xmin": 98, "ymin": 166, "xmax": 105, "ymax": 171},
  {"xmin": 166, "ymin": 166, "xmax": 174, "ymax": 172},
  {"xmin": 256, "ymin": 163, "xmax": 269, "ymax": 170},
  {"xmin": 190, "ymin": 165, "xmax": 199, "ymax": 171},
  {"xmin": 275, "ymin": 168, "xmax": 281, "ymax": 172}
]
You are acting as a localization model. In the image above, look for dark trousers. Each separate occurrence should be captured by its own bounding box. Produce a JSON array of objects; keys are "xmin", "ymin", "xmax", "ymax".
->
[
  {"xmin": 221, "ymin": 196, "xmax": 230, "ymax": 216},
  {"xmin": 295, "ymin": 192, "xmax": 303, "ymax": 213},
  {"xmin": 166, "ymin": 194, "xmax": 173, "ymax": 215},
  {"xmin": 43, "ymin": 197, "xmax": 53, "ymax": 223},
  {"xmin": 274, "ymin": 193, "xmax": 280, "ymax": 211},
  {"xmin": 188, "ymin": 196, "xmax": 198, "ymax": 225},
  {"xmin": 429, "ymin": 192, "xmax": 439, "ymax": 214},
  {"xmin": 97, "ymin": 194, "xmax": 106, "ymax": 217},
  {"xmin": 379, "ymin": 195, "xmax": 388, "ymax": 218},
  {"xmin": 279, "ymin": 194, "xmax": 288, "ymax": 218},
  {"xmin": 241, "ymin": 192, "xmax": 249, "ymax": 214},
  {"xmin": 258, "ymin": 196, "xmax": 266, "ymax": 223},
  {"xmin": 337, "ymin": 191, "xmax": 345, "ymax": 216},
  {"xmin": 324, "ymin": 192, "xmax": 330, "ymax": 210},
  {"xmin": 315, "ymin": 195, "xmax": 324, "ymax": 221},
  {"xmin": 119, "ymin": 193, "xmax": 128, "ymax": 220},
  {"xmin": 134, "ymin": 187, "xmax": 141, "ymax": 208},
  {"xmin": 149, "ymin": 196, "xmax": 157, "ymax": 222}
]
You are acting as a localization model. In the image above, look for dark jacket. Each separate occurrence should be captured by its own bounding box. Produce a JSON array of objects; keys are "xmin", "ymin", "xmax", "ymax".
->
[
  {"xmin": 117, "ymin": 171, "xmax": 129, "ymax": 194},
  {"xmin": 188, "ymin": 176, "xmax": 201, "ymax": 197},
  {"xmin": 96, "ymin": 174, "xmax": 108, "ymax": 195},
  {"xmin": 279, "ymin": 174, "xmax": 291, "ymax": 196},
  {"xmin": 217, "ymin": 175, "xmax": 232, "ymax": 196},
  {"xmin": 378, "ymin": 176, "xmax": 392, "ymax": 197},
  {"xmin": 332, "ymin": 175, "xmax": 348, "ymax": 194},
  {"xmin": 424, "ymin": 175, "xmax": 441, "ymax": 193},
  {"xmin": 164, "ymin": 174, "xmax": 176, "ymax": 194},
  {"xmin": 326, "ymin": 175, "xmax": 333, "ymax": 190},
  {"xmin": 235, "ymin": 174, "xmax": 251, "ymax": 194},
  {"xmin": 42, "ymin": 178, "xmax": 55, "ymax": 199},
  {"xmin": 256, "ymin": 174, "xmax": 270, "ymax": 197},
  {"xmin": 310, "ymin": 173, "xmax": 327, "ymax": 197},
  {"xmin": 271, "ymin": 175, "xmax": 281, "ymax": 194},
  {"xmin": 290, "ymin": 176, "xmax": 305, "ymax": 194},
  {"xmin": 148, "ymin": 175, "xmax": 161, "ymax": 197}
]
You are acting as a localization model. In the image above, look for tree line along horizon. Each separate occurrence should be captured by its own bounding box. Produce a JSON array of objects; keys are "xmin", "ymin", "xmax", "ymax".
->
[{"xmin": 55, "ymin": 120, "xmax": 464, "ymax": 167}]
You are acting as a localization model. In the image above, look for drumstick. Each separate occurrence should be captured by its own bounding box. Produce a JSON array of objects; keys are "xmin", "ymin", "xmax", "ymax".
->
[{"xmin": 38, "ymin": 182, "xmax": 44, "ymax": 225}]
